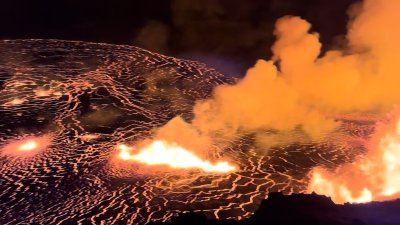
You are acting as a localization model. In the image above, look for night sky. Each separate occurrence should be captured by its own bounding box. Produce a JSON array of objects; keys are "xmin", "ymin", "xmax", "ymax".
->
[{"xmin": 0, "ymin": 0, "xmax": 358, "ymax": 75}]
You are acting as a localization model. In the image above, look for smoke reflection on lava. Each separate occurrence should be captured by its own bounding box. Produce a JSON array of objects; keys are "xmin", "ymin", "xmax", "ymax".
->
[
  {"xmin": 1, "ymin": 135, "xmax": 52, "ymax": 157},
  {"xmin": 116, "ymin": 140, "xmax": 237, "ymax": 173}
]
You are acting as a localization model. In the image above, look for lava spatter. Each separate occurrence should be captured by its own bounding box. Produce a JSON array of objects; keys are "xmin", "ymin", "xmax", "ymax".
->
[{"xmin": 116, "ymin": 140, "xmax": 237, "ymax": 173}]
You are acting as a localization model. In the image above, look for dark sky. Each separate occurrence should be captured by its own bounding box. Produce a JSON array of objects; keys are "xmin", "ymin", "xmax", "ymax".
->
[{"xmin": 0, "ymin": 0, "xmax": 359, "ymax": 75}]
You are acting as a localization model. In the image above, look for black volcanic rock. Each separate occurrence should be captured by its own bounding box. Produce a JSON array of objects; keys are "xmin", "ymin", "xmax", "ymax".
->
[
  {"xmin": 244, "ymin": 192, "xmax": 341, "ymax": 225},
  {"xmin": 151, "ymin": 192, "xmax": 400, "ymax": 225}
]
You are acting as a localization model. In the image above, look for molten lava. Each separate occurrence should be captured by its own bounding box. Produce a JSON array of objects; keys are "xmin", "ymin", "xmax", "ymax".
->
[
  {"xmin": 80, "ymin": 134, "xmax": 100, "ymax": 141},
  {"xmin": 1, "ymin": 135, "xmax": 52, "ymax": 157},
  {"xmin": 3, "ymin": 98, "xmax": 25, "ymax": 106},
  {"xmin": 117, "ymin": 140, "xmax": 236, "ymax": 173},
  {"xmin": 309, "ymin": 116, "xmax": 400, "ymax": 204},
  {"xmin": 18, "ymin": 140, "xmax": 38, "ymax": 151}
]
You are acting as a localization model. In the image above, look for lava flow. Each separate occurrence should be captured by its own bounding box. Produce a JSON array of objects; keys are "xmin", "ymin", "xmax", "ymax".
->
[
  {"xmin": 117, "ymin": 140, "xmax": 237, "ymax": 173},
  {"xmin": 309, "ymin": 115, "xmax": 400, "ymax": 204}
]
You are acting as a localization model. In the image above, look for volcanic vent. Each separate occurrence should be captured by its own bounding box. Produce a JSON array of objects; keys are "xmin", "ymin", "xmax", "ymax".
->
[{"xmin": 0, "ymin": 39, "xmax": 371, "ymax": 224}]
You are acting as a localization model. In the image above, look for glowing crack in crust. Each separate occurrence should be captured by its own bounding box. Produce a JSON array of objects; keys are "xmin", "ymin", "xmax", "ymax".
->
[{"xmin": 117, "ymin": 141, "xmax": 237, "ymax": 173}]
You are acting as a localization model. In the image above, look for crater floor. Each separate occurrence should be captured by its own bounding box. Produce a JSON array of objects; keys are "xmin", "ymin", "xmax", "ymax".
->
[{"xmin": 0, "ymin": 40, "xmax": 374, "ymax": 224}]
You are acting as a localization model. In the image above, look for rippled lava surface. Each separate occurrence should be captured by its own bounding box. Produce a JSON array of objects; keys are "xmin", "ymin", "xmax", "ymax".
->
[{"xmin": 0, "ymin": 40, "xmax": 376, "ymax": 224}]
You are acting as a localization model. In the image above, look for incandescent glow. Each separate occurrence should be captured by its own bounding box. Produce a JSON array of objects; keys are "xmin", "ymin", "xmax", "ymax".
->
[
  {"xmin": 1, "ymin": 135, "xmax": 52, "ymax": 157},
  {"xmin": 34, "ymin": 89, "xmax": 52, "ymax": 97},
  {"xmin": 309, "ymin": 115, "xmax": 400, "ymax": 204},
  {"xmin": 18, "ymin": 140, "xmax": 38, "ymax": 151},
  {"xmin": 117, "ymin": 140, "xmax": 236, "ymax": 173},
  {"xmin": 80, "ymin": 134, "xmax": 100, "ymax": 141},
  {"xmin": 3, "ymin": 98, "xmax": 25, "ymax": 106}
]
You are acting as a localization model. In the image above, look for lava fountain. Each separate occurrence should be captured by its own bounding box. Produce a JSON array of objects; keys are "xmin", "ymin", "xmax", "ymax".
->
[
  {"xmin": 1, "ymin": 135, "xmax": 52, "ymax": 157},
  {"xmin": 116, "ymin": 140, "xmax": 237, "ymax": 173},
  {"xmin": 309, "ymin": 115, "xmax": 400, "ymax": 203},
  {"xmin": 18, "ymin": 140, "xmax": 38, "ymax": 151}
]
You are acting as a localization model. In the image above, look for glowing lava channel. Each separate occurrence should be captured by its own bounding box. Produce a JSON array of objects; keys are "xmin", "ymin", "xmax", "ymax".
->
[
  {"xmin": 117, "ymin": 140, "xmax": 236, "ymax": 173},
  {"xmin": 309, "ymin": 116, "xmax": 400, "ymax": 204}
]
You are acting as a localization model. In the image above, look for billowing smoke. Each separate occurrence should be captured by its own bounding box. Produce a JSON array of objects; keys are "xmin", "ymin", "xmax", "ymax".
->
[
  {"xmin": 135, "ymin": 0, "xmax": 400, "ymax": 200},
  {"xmin": 152, "ymin": 116, "xmax": 212, "ymax": 157},
  {"xmin": 152, "ymin": 0, "xmax": 400, "ymax": 146}
]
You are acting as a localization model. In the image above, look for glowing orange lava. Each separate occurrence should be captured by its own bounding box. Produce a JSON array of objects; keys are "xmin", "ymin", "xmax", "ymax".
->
[
  {"xmin": 117, "ymin": 140, "xmax": 237, "ymax": 173},
  {"xmin": 34, "ymin": 89, "xmax": 52, "ymax": 97},
  {"xmin": 1, "ymin": 135, "xmax": 52, "ymax": 157},
  {"xmin": 309, "ymin": 116, "xmax": 400, "ymax": 204},
  {"xmin": 18, "ymin": 140, "xmax": 38, "ymax": 151},
  {"xmin": 3, "ymin": 98, "xmax": 25, "ymax": 106},
  {"xmin": 80, "ymin": 134, "xmax": 99, "ymax": 141}
]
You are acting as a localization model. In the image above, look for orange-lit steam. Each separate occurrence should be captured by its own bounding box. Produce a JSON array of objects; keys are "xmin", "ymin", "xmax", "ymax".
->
[
  {"xmin": 1, "ymin": 135, "xmax": 52, "ymax": 157},
  {"xmin": 116, "ymin": 140, "xmax": 236, "ymax": 173},
  {"xmin": 189, "ymin": 0, "xmax": 400, "ymax": 142},
  {"xmin": 309, "ymin": 114, "xmax": 400, "ymax": 203},
  {"xmin": 124, "ymin": 0, "xmax": 400, "ymax": 187}
]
